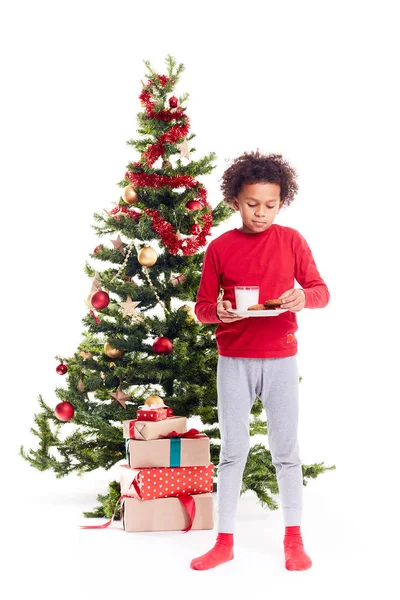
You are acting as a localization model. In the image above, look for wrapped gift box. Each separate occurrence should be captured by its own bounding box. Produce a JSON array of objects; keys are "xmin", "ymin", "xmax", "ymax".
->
[
  {"xmin": 126, "ymin": 433, "xmax": 210, "ymax": 468},
  {"xmin": 121, "ymin": 493, "xmax": 214, "ymax": 532},
  {"xmin": 136, "ymin": 407, "xmax": 169, "ymax": 422},
  {"xmin": 120, "ymin": 463, "xmax": 214, "ymax": 499},
  {"xmin": 123, "ymin": 416, "xmax": 187, "ymax": 440}
]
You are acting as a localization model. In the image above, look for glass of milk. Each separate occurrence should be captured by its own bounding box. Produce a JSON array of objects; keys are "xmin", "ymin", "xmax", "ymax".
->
[{"xmin": 235, "ymin": 286, "xmax": 259, "ymax": 311}]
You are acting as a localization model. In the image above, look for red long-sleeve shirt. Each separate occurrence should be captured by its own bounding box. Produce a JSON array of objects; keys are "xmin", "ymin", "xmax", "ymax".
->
[{"xmin": 195, "ymin": 224, "xmax": 330, "ymax": 358}]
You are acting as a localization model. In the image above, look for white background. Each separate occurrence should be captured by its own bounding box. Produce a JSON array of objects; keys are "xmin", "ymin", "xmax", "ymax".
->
[{"xmin": 1, "ymin": 1, "xmax": 399, "ymax": 598}]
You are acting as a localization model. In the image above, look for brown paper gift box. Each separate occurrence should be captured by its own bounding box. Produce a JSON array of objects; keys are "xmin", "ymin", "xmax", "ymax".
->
[
  {"xmin": 126, "ymin": 435, "xmax": 210, "ymax": 468},
  {"xmin": 121, "ymin": 493, "xmax": 214, "ymax": 532},
  {"xmin": 122, "ymin": 416, "xmax": 187, "ymax": 440}
]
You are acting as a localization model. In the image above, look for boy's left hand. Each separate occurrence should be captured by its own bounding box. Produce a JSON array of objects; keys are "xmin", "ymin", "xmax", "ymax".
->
[{"xmin": 279, "ymin": 289, "xmax": 305, "ymax": 312}]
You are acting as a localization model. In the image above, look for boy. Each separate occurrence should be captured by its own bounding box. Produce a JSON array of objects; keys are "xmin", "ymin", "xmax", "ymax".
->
[{"xmin": 191, "ymin": 151, "xmax": 330, "ymax": 571}]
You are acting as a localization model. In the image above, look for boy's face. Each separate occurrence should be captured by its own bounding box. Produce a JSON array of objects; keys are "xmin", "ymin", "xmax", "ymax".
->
[{"xmin": 232, "ymin": 182, "xmax": 283, "ymax": 234}]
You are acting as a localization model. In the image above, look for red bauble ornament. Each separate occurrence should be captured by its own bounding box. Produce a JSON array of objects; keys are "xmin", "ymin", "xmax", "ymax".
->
[
  {"xmin": 94, "ymin": 246, "xmax": 100, "ymax": 254},
  {"xmin": 190, "ymin": 224, "xmax": 201, "ymax": 235},
  {"xmin": 153, "ymin": 336, "xmax": 173, "ymax": 355},
  {"xmin": 169, "ymin": 96, "xmax": 178, "ymax": 108},
  {"xmin": 91, "ymin": 290, "xmax": 110, "ymax": 310},
  {"xmin": 56, "ymin": 363, "xmax": 68, "ymax": 375},
  {"xmin": 54, "ymin": 401, "xmax": 75, "ymax": 422},
  {"xmin": 186, "ymin": 200, "xmax": 203, "ymax": 211}
]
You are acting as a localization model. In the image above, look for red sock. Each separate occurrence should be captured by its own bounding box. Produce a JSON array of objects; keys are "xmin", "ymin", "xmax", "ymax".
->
[
  {"xmin": 284, "ymin": 526, "xmax": 312, "ymax": 571},
  {"xmin": 190, "ymin": 533, "xmax": 234, "ymax": 570}
]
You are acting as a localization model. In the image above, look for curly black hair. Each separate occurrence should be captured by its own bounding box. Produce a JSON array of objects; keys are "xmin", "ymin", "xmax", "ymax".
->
[{"xmin": 220, "ymin": 150, "xmax": 299, "ymax": 207}]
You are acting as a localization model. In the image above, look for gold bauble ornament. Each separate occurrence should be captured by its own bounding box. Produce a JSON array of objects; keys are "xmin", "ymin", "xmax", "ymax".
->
[
  {"xmin": 144, "ymin": 395, "xmax": 164, "ymax": 407},
  {"xmin": 179, "ymin": 304, "xmax": 196, "ymax": 323},
  {"xmin": 103, "ymin": 342, "xmax": 124, "ymax": 359},
  {"xmin": 122, "ymin": 185, "xmax": 138, "ymax": 205},
  {"xmin": 138, "ymin": 246, "xmax": 157, "ymax": 267}
]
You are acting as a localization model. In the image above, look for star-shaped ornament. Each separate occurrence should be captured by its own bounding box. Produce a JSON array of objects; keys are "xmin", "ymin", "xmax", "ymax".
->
[
  {"xmin": 111, "ymin": 235, "xmax": 127, "ymax": 255},
  {"xmin": 110, "ymin": 386, "xmax": 130, "ymax": 408},
  {"xmin": 119, "ymin": 296, "xmax": 142, "ymax": 319},
  {"xmin": 178, "ymin": 139, "xmax": 190, "ymax": 160}
]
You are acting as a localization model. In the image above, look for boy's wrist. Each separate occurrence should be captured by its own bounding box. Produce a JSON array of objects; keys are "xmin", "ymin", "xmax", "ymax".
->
[{"xmin": 216, "ymin": 302, "xmax": 222, "ymax": 321}]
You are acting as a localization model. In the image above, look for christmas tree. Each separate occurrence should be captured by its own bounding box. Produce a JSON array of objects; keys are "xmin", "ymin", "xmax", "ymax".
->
[{"xmin": 21, "ymin": 55, "xmax": 334, "ymax": 518}]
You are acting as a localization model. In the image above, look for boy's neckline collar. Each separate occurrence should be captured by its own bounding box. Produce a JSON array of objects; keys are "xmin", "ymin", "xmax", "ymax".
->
[{"xmin": 234, "ymin": 224, "xmax": 276, "ymax": 237}]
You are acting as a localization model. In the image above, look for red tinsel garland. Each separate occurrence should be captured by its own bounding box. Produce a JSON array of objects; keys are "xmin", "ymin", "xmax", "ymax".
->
[
  {"xmin": 126, "ymin": 170, "xmax": 211, "ymax": 255},
  {"xmin": 124, "ymin": 77, "xmax": 212, "ymax": 256},
  {"xmin": 109, "ymin": 205, "xmax": 141, "ymax": 221},
  {"xmin": 145, "ymin": 208, "xmax": 212, "ymax": 256},
  {"xmin": 127, "ymin": 171, "xmax": 207, "ymax": 195},
  {"xmin": 139, "ymin": 87, "xmax": 190, "ymax": 165},
  {"xmin": 156, "ymin": 74, "xmax": 169, "ymax": 87}
]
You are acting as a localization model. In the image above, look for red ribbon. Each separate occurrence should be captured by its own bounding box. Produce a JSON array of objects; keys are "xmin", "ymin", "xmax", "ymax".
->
[
  {"xmin": 80, "ymin": 495, "xmax": 128, "ymax": 529},
  {"xmin": 128, "ymin": 420, "xmax": 138, "ymax": 438},
  {"xmin": 178, "ymin": 495, "xmax": 196, "ymax": 532},
  {"xmin": 89, "ymin": 309, "xmax": 101, "ymax": 325},
  {"xmin": 129, "ymin": 477, "xmax": 142, "ymax": 498},
  {"xmin": 158, "ymin": 428, "xmax": 207, "ymax": 440}
]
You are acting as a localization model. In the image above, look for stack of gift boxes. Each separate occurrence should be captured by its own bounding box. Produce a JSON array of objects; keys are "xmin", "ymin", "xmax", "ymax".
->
[{"xmin": 120, "ymin": 399, "xmax": 214, "ymax": 532}]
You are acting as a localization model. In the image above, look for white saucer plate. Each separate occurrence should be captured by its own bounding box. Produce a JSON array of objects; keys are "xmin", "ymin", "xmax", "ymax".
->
[{"xmin": 227, "ymin": 309, "xmax": 288, "ymax": 317}]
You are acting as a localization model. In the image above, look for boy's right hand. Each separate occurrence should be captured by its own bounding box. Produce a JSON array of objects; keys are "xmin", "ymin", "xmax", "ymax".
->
[{"xmin": 217, "ymin": 300, "xmax": 246, "ymax": 322}]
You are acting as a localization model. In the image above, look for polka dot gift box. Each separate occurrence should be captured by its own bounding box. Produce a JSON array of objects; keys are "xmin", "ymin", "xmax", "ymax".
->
[
  {"xmin": 120, "ymin": 463, "xmax": 214, "ymax": 500},
  {"xmin": 135, "ymin": 396, "xmax": 174, "ymax": 422},
  {"xmin": 136, "ymin": 407, "xmax": 170, "ymax": 421}
]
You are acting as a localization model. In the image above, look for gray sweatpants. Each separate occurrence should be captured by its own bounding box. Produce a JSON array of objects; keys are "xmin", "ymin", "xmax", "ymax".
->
[{"xmin": 216, "ymin": 355, "xmax": 302, "ymax": 532}]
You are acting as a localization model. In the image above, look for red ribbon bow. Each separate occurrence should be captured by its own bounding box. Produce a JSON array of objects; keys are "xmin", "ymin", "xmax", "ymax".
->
[{"xmin": 158, "ymin": 428, "xmax": 207, "ymax": 439}]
